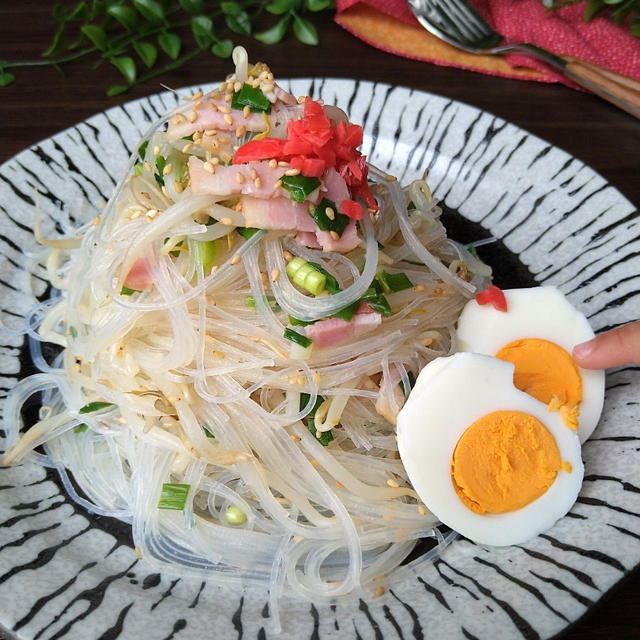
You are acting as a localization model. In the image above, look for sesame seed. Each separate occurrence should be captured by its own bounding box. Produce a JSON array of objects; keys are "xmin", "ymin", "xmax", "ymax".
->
[
  {"xmin": 290, "ymin": 434, "xmax": 301, "ymax": 442},
  {"xmin": 233, "ymin": 80, "xmax": 242, "ymax": 92},
  {"xmin": 422, "ymin": 337, "xmax": 434, "ymax": 346},
  {"xmin": 220, "ymin": 217, "xmax": 233, "ymax": 226},
  {"xmin": 161, "ymin": 186, "xmax": 169, "ymax": 198},
  {"xmin": 250, "ymin": 168, "xmax": 258, "ymax": 180},
  {"xmin": 118, "ymin": 416, "xmax": 127, "ymax": 424},
  {"xmin": 153, "ymin": 145, "xmax": 160, "ymax": 156},
  {"xmin": 385, "ymin": 174, "xmax": 397, "ymax": 182},
  {"xmin": 189, "ymin": 110, "xmax": 197, "ymax": 123},
  {"xmin": 375, "ymin": 586, "xmax": 385, "ymax": 598},
  {"xmin": 254, "ymin": 177, "xmax": 262, "ymax": 188},
  {"xmin": 236, "ymin": 124, "xmax": 246, "ymax": 138},
  {"xmin": 251, "ymin": 77, "xmax": 261, "ymax": 88},
  {"xmin": 231, "ymin": 254, "xmax": 241, "ymax": 265},
  {"xmin": 92, "ymin": 216, "xmax": 100, "ymax": 226},
  {"xmin": 310, "ymin": 459, "xmax": 319, "ymax": 467},
  {"xmin": 224, "ymin": 114, "xmax": 234, "ymax": 126},
  {"xmin": 268, "ymin": 158, "xmax": 278, "ymax": 169},
  {"xmin": 433, "ymin": 287, "xmax": 443, "ymax": 295},
  {"xmin": 243, "ymin": 105, "xmax": 251, "ymax": 118},
  {"xmin": 182, "ymin": 142, "xmax": 194, "ymax": 153},
  {"xmin": 284, "ymin": 168, "xmax": 300, "ymax": 176},
  {"xmin": 193, "ymin": 100, "xmax": 202, "ymax": 111},
  {"xmin": 272, "ymin": 179, "xmax": 282, "ymax": 191},
  {"xmin": 414, "ymin": 284, "xmax": 426, "ymax": 292},
  {"xmin": 204, "ymin": 129, "xmax": 217, "ymax": 136},
  {"xmin": 262, "ymin": 82, "xmax": 275, "ymax": 94},
  {"xmin": 213, "ymin": 350, "xmax": 225, "ymax": 359},
  {"xmin": 204, "ymin": 162, "xmax": 216, "ymax": 174},
  {"xmin": 191, "ymin": 90, "xmax": 203, "ymax": 101},
  {"xmin": 193, "ymin": 131, "xmax": 202, "ymax": 141},
  {"xmin": 329, "ymin": 231, "xmax": 340, "ymax": 241},
  {"xmin": 163, "ymin": 163, "xmax": 173, "ymax": 175},
  {"xmin": 336, "ymin": 480, "xmax": 345, "ymax": 488},
  {"xmin": 297, "ymin": 95, "xmax": 307, "ymax": 104},
  {"xmin": 325, "ymin": 207, "xmax": 335, "ymax": 220},
  {"xmin": 210, "ymin": 156, "xmax": 220, "ymax": 165},
  {"xmin": 313, "ymin": 372, "xmax": 321, "ymax": 385},
  {"xmin": 278, "ymin": 160, "xmax": 289, "ymax": 167},
  {"xmin": 143, "ymin": 161, "xmax": 152, "ymax": 173},
  {"xmin": 235, "ymin": 172, "xmax": 245, "ymax": 184},
  {"xmin": 224, "ymin": 93, "xmax": 233, "ymax": 103},
  {"xmin": 386, "ymin": 478, "xmax": 400, "ymax": 488},
  {"xmin": 209, "ymin": 102, "xmax": 219, "ymax": 111},
  {"xmin": 418, "ymin": 504, "xmax": 428, "ymax": 516},
  {"xmin": 174, "ymin": 180, "xmax": 183, "ymax": 193},
  {"xmin": 135, "ymin": 546, "xmax": 143, "ymax": 559},
  {"xmin": 283, "ymin": 250, "xmax": 294, "ymax": 262}
]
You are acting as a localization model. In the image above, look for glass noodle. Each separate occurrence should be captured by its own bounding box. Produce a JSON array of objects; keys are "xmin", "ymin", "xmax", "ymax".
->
[{"xmin": 2, "ymin": 48, "xmax": 491, "ymax": 615}]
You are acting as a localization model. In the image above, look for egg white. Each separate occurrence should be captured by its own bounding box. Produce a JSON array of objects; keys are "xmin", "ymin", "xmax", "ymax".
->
[
  {"xmin": 397, "ymin": 352, "xmax": 584, "ymax": 547},
  {"xmin": 455, "ymin": 286, "xmax": 605, "ymax": 442}
]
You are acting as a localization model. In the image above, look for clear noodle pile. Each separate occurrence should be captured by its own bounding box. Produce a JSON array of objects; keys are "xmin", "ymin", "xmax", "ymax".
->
[{"xmin": 2, "ymin": 48, "xmax": 491, "ymax": 610}]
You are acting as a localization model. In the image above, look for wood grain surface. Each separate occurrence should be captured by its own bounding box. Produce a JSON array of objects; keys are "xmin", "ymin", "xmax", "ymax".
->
[{"xmin": 0, "ymin": 2, "xmax": 638, "ymax": 639}]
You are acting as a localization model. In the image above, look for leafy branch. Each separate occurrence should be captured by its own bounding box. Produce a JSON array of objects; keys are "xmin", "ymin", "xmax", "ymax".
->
[
  {"xmin": 0, "ymin": 0, "xmax": 335, "ymax": 94},
  {"xmin": 541, "ymin": 0, "xmax": 640, "ymax": 36}
]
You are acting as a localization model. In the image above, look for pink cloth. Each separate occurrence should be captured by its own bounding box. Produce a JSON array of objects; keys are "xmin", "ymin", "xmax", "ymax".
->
[{"xmin": 336, "ymin": 0, "xmax": 640, "ymax": 83}]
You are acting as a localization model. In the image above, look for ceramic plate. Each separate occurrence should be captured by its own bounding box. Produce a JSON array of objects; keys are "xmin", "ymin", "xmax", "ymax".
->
[{"xmin": 0, "ymin": 79, "xmax": 638, "ymax": 640}]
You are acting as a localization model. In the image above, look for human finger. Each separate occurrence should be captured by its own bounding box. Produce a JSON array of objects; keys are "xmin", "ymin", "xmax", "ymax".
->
[{"xmin": 572, "ymin": 321, "xmax": 640, "ymax": 369}]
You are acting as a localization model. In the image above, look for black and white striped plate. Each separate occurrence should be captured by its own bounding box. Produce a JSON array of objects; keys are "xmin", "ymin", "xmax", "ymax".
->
[{"xmin": 1, "ymin": 80, "xmax": 638, "ymax": 640}]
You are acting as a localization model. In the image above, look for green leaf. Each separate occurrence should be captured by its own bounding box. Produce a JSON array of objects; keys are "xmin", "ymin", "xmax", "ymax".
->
[
  {"xmin": 305, "ymin": 0, "xmax": 333, "ymax": 10},
  {"xmin": 292, "ymin": 14, "xmax": 318, "ymax": 45},
  {"xmin": 281, "ymin": 175, "xmax": 321, "ymax": 203},
  {"xmin": 158, "ymin": 32, "xmax": 181, "ymax": 59},
  {"xmin": 74, "ymin": 423, "xmax": 88, "ymax": 433},
  {"xmin": 133, "ymin": 0, "xmax": 165, "ymax": 23},
  {"xmin": 584, "ymin": 0, "xmax": 606, "ymax": 19},
  {"xmin": 0, "ymin": 70, "xmax": 15, "ymax": 87},
  {"xmin": 68, "ymin": 1, "xmax": 87, "ymax": 21},
  {"xmin": 300, "ymin": 393, "xmax": 333, "ymax": 445},
  {"xmin": 110, "ymin": 56, "xmax": 137, "ymax": 84},
  {"xmin": 180, "ymin": 0, "xmax": 204, "ymax": 12},
  {"xmin": 42, "ymin": 28, "xmax": 68, "ymax": 57},
  {"xmin": 107, "ymin": 5, "xmax": 139, "ymax": 31},
  {"xmin": 134, "ymin": 41, "xmax": 157, "ymax": 68},
  {"xmin": 221, "ymin": 2, "xmax": 252, "ymax": 34},
  {"xmin": 211, "ymin": 38, "xmax": 233, "ymax": 58},
  {"xmin": 120, "ymin": 286, "xmax": 141, "ymax": 295},
  {"xmin": 81, "ymin": 24, "xmax": 107, "ymax": 51},
  {"xmin": 79, "ymin": 401, "xmax": 115, "ymax": 414},
  {"xmin": 191, "ymin": 15, "xmax": 215, "ymax": 48},
  {"xmin": 266, "ymin": 0, "xmax": 296, "ymax": 14},
  {"xmin": 255, "ymin": 16, "xmax": 290, "ymax": 44},
  {"xmin": 157, "ymin": 483, "xmax": 190, "ymax": 510},
  {"xmin": 53, "ymin": 3, "xmax": 67, "ymax": 23},
  {"xmin": 107, "ymin": 84, "xmax": 129, "ymax": 96},
  {"xmin": 231, "ymin": 83, "xmax": 272, "ymax": 112}
]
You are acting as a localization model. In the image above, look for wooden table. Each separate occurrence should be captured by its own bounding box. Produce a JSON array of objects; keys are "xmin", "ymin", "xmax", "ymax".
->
[{"xmin": 1, "ymin": 3, "xmax": 638, "ymax": 639}]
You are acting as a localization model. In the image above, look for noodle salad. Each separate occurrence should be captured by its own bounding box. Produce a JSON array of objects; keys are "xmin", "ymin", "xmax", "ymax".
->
[{"xmin": 2, "ymin": 48, "xmax": 492, "ymax": 609}]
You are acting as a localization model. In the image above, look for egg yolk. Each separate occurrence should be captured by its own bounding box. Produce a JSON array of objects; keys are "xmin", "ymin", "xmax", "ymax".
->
[
  {"xmin": 495, "ymin": 338, "xmax": 583, "ymax": 407},
  {"xmin": 451, "ymin": 410, "xmax": 562, "ymax": 514}
]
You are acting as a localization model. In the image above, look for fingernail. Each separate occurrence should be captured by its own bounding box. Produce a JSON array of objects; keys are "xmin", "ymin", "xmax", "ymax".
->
[{"xmin": 572, "ymin": 340, "xmax": 594, "ymax": 360}]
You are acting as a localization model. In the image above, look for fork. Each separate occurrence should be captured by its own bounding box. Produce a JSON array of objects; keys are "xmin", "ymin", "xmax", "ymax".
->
[{"xmin": 408, "ymin": 0, "xmax": 640, "ymax": 119}]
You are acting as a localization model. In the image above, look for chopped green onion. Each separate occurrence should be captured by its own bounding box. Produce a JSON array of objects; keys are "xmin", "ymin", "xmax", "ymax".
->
[
  {"xmin": 286, "ymin": 257, "xmax": 326, "ymax": 295},
  {"xmin": 284, "ymin": 327, "xmax": 312, "ymax": 348},
  {"xmin": 182, "ymin": 133, "xmax": 195, "ymax": 141},
  {"xmin": 225, "ymin": 504, "xmax": 247, "ymax": 525},
  {"xmin": 231, "ymin": 84, "xmax": 272, "ymax": 113},
  {"xmin": 362, "ymin": 288, "xmax": 392, "ymax": 316},
  {"xmin": 307, "ymin": 262, "xmax": 340, "ymax": 294},
  {"xmin": 134, "ymin": 162, "xmax": 143, "ymax": 176},
  {"xmin": 79, "ymin": 401, "xmax": 114, "ymax": 414},
  {"xmin": 203, "ymin": 427, "xmax": 215, "ymax": 439},
  {"xmin": 399, "ymin": 371, "xmax": 416, "ymax": 398},
  {"xmin": 120, "ymin": 286, "xmax": 140, "ymax": 296},
  {"xmin": 69, "ymin": 326, "xmax": 78, "ymax": 339},
  {"xmin": 300, "ymin": 393, "xmax": 333, "ymax": 446},
  {"xmin": 138, "ymin": 140, "xmax": 149, "ymax": 160},
  {"xmin": 237, "ymin": 227, "xmax": 260, "ymax": 239},
  {"xmin": 245, "ymin": 295, "xmax": 280, "ymax": 312},
  {"xmin": 281, "ymin": 175, "xmax": 321, "ymax": 203},
  {"xmin": 376, "ymin": 270, "xmax": 414, "ymax": 293},
  {"xmin": 288, "ymin": 315, "xmax": 312, "ymax": 326},
  {"xmin": 467, "ymin": 246, "xmax": 479, "ymax": 259},
  {"xmin": 157, "ymin": 483, "xmax": 190, "ymax": 510},
  {"xmin": 331, "ymin": 300, "xmax": 360, "ymax": 322},
  {"xmin": 193, "ymin": 238, "xmax": 225, "ymax": 273},
  {"xmin": 74, "ymin": 423, "xmax": 88, "ymax": 434},
  {"xmin": 155, "ymin": 155, "xmax": 166, "ymax": 187},
  {"xmin": 308, "ymin": 198, "xmax": 349, "ymax": 236}
]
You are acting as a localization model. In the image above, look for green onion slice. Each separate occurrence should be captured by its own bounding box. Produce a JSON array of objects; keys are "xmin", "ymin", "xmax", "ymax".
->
[
  {"xmin": 281, "ymin": 175, "xmax": 321, "ymax": 203},
  {"xmin": 74, "ymin": 423, "xmax": 88, "ymax": 434},
  {"xmin": 231, "ymin": 84, "xmax": 272, "ymax": 113},
  {"xmin": 157, "ymin": 483, "xmax": 190, "ymax": 510},
  {"xmin": 79, "ymin": 401, "xmax": 115, "ymax": 414},
  {"xmin": 285, "ymin": 257, "xmax": 326, "ymax": 296},
  {"xmin": 120, "ymin": 286, "xmax": 140, "ymax": 296},
  {"xmin": 284, "ymin": 327, "xmax": 312, "ymax": 348},
  {"xmin": 300, "ymin": 393, "xmax": 333, "ymax": 446}
]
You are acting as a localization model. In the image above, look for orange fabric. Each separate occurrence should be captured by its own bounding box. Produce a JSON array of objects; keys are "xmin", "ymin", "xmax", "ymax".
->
[{"xmin": 335, "ymin": 4, "xmax": 545, "ymax": 81}]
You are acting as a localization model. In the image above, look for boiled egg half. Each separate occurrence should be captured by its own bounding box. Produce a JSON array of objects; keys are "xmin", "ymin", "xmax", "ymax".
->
[
  {"xmin": 456, "ymin": 286, "xmax": 605, "ymax": 443},
  {"xmin": 397, "ymin": 352, "xmax": 584, "ymax": 546}
]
